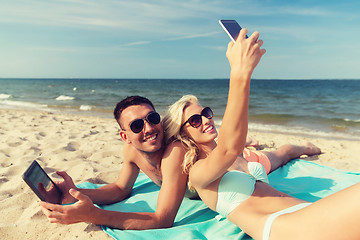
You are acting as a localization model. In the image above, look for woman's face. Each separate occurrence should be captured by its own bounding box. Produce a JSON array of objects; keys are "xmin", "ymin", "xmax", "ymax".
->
[{"xmin": 181, "ymin": 103, "xmax": 218, "ymax": 145}]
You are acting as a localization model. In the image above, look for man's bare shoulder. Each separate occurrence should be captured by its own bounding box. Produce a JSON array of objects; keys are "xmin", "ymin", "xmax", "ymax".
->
[{"xmin": 123, "ymin": 143, "xmax": 141, "ymax": 164}]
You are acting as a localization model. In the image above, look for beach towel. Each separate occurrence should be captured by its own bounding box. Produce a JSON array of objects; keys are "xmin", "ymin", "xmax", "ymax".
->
[{"xmin": 77, "ymin": 159, "xmax": 360, "ymax": 240}]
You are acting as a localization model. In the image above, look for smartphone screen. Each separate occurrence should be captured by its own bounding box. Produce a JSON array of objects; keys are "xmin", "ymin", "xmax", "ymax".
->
[
  {"xmin": 219, "ymin": 20, "xmax": 248, "ymax": 42},
  {"xmin": 22, "ymin": 160, "xmax": 62, "ymax": 204}
]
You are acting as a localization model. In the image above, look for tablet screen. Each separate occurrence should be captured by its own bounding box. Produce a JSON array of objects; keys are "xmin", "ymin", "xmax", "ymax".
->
[{"xmin": 23, "ymin": 161, "xmax": 62, "ymax": 204}]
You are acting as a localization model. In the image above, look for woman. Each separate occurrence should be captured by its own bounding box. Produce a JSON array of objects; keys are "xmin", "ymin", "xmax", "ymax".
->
[{"xmin": 163, "ymin": 29, "xmax": 360, "ymax": 240}]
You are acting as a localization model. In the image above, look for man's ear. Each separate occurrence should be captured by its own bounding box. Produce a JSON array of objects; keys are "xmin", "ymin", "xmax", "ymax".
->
[{"xmin": 119, "ymin": 130, "xmax": 132, "ymax": 144}]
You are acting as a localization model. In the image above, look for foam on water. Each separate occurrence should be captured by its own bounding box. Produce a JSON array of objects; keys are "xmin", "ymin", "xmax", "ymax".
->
[
  {"xmin": 214, "ymin": 119, "xmax": 360, "ymax": 141},
  {"xmin": 0, "ymin": 93, "xmax": 12, "ymax": 99},
  {"xmin": 247, "ymin": 122, "xmax": 360, "ymax": 140},
  {"xmin": 80, "ymin": 105, "xmax": 93, "ymax": 111},
  {"xmin": 344, "ymin": 118, "xmax": 360, "ymax": 123},
  {"xmin": 56, "ymin": 95, "xmax": 75, "ymax": 101},
  {"xmin": 0, "ymin": 100, "xmax": 48, "ymax": 109}
]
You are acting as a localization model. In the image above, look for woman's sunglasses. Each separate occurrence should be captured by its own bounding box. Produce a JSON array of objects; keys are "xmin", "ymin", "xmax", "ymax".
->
[
  {"xmin": 181, "ymin": 107, "xmax": 213, "ymax": 129},
  {"xmin": 128, "ymin": 112, "xmax": 161, "ymax": 134}
]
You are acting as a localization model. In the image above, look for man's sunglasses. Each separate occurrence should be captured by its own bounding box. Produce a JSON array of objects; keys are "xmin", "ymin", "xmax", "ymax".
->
[
  {"xmin": 181, "ymin": 107, "xmax": 213, "ymax": 129},
  {"xmin": 128, "ymin": 112, "xmax": 161, "ymax": 134}
]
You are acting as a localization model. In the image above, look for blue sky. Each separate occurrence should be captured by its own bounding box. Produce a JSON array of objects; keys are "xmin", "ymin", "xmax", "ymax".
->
[{"xmin": 1, "ymin": 0, "xmax": 359, "ymax": 79}]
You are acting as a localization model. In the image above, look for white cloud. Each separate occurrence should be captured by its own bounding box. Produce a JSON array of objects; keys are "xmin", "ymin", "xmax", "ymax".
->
[
  {"xmin": 202, "ymin": 45, "xmax": 226, "ymax": 51},
  {"xmin": 124, "ymin": 41, "xmax": 151, "ymax": 46},
  {"xmin": 1, "ymin": 0, "xmax": 359, "ymax": 78},
  {"xmin": 165, "ymin": 31, "xmax": 222, "ymax": 41}
]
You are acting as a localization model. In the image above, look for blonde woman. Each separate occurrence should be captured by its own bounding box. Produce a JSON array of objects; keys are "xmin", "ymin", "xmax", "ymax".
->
[{"xmin": 162, "ymin": 29, "xmax": 360, "ymax": 240}]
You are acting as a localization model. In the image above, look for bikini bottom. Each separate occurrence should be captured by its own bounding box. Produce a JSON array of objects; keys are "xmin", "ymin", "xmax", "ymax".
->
[{"xmin": 262, "ymin": 202, "xmax": 312, "ymax": 240}]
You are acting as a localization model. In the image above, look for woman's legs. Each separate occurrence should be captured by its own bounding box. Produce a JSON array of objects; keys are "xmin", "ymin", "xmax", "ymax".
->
[
  {"xmin": 264, "ymin": 142, "xmax": 321, "ymax": 173},
  {"xmin": 268, "ymin": 182, "xmax": 360, "ymax": 240},
  {"xmin": 245, "ymin": 134, "xmax": 259, "ymax": 147}
]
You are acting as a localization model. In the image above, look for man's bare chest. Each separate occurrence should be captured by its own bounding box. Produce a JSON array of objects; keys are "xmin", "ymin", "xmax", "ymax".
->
[{"xmin": 138, "ymin": 161, "xmax": 162, "ymax": 186}]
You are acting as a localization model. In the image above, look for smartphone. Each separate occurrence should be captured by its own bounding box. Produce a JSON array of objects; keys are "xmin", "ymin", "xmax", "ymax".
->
[
  {"xmin": 219, "ymin": 19, "xmax": 248, "ymax": 42},
  {"xmin": 22, "ymin": 160, "xmax": 62, "ymax": 204}
]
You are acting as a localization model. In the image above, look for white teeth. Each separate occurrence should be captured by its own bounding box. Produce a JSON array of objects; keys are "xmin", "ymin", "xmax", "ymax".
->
[
  {"xmin": 204, "ymin": 126, "xmax": 213, "ymax": 133},
  {"xmin": 145, "ymin": 134, "xmax": 157, "ymax": 141}
]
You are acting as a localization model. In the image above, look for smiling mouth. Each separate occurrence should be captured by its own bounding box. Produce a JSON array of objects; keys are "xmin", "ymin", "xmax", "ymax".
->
[
  {"xmin": 144, "ymin": 133, "xmax": 157, "ymax": 142},
  {"xmin": 203, "ymin": 125, "xmax": 214, "ymax": 133}
]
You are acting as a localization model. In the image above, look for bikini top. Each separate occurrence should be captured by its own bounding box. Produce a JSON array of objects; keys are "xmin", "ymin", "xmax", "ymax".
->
[{"xmin": 216, "ymin": 162, "xmax": 269, "ymax": 217}]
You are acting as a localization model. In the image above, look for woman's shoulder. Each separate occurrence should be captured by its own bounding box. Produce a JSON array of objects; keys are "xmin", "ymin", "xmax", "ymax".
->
[
  {"xmin": 163, "ymin": 139, "xmax": 186, "ymax": 159},
  {"xmin": 166, "ymin": 139, "xmax": 186, "ymax": 150}
]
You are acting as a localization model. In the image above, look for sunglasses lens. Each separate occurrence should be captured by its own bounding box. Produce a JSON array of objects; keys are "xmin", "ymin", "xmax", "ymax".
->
[
  {"xmin": 130, "ymin": 119, "xmax": 144, "ymax": 133},
  {"xmin": 181, "ymin": 107, "xmax": 214, "ymax": 129},
  {"xmin": 147, "ymin": 112, "xmax": 161, "ymax": 125},
  {"xmin": 129, "ymin": 112, "xmax": 160, "ymax": 134},
  {"xmin": 188, "ymin": 115, "xmax": 202, "ymax": 128},
  {"xmin": 202, "ymin": 107, "xmax": 213, "ymax": 119}
]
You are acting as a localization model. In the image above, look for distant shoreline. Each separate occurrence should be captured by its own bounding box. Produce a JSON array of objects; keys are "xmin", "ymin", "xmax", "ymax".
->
[
  {"xmin": 1, "ymin": 78, "xmax": 359, "ymax": 141},
  {"xmin": 1, "ymin": 78, "xmax": 360, "ymax": 81},
  {"xmin": 3, "ymin": 105, "xmax": 359, "ymax": 142}
]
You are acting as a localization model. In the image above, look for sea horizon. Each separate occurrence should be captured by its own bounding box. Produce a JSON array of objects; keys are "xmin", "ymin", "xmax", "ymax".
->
[{"xmin": 2, "ymin": 77, "xmax": 360, "ymax": 81}]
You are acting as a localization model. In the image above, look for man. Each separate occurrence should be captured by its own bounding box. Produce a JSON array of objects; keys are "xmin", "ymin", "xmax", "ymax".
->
[
  {"xmin": 40, "ymin": 96, "xmax": 190, "ymax": 229},
  {"xmin": 40, "ymin": 95, "xmax": 318, "ymax": 229}
]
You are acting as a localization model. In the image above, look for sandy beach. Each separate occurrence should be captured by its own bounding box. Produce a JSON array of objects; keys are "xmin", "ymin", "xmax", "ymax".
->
[{"xmin": 1, "ymin": 108, "xmax": 359, "ymax": 240}]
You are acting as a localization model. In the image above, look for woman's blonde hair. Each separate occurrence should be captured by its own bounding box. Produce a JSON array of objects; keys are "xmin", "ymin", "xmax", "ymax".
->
[{"xmin": 162, "ymin": 95, "xmax": 201, "ymax": 190}]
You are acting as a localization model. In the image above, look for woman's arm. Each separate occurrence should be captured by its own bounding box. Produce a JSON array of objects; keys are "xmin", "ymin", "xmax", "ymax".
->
[{"xmin": 191, "ymin": 29, "xmax": 266, "ymax": 187}]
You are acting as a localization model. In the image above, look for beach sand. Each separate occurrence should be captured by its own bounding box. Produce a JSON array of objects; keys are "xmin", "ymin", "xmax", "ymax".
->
[{"xmin": 1, "ymin": 108, "xmax": 359, "ymax": 239}]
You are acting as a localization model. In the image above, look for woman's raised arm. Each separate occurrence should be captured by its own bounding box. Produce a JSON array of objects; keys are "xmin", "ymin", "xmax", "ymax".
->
[{"xmin": 190, "ymin": 29, "xmax": 266, "ymax": 187}]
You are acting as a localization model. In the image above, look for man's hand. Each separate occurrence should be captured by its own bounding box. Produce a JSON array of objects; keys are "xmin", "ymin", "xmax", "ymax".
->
[
  {"xmin": 38, "ymin": 182, "xmax": 62, "ymax": 204},
  {"xmin": 55, "ymin": 171, "xmax": 78, "ymax": 204},
  {"xmin": 40, "ymin": 188, "xmax": 97, "ymax": 225}
]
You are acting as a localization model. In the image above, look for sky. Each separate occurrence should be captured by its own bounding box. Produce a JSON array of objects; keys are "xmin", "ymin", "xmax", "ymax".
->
[{"xmin": 1, "ymin": 0, "xmax": 360, "ymax": 79}]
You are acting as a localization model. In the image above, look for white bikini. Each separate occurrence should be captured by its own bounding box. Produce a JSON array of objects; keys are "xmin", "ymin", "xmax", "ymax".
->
[
  {"xmin": 216, "ymin": 162, "xmax": 269, "ymax": 217},
  {"xmin": 216, "ymin": 162, "xmax": 311, "ymax": 240}
]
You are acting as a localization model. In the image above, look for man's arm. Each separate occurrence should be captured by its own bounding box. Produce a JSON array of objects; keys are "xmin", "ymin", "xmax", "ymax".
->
[
  {"xmin": 40, "ymin": 142, "xmax": 188, "ymax": 230},
  {"xmin": 151, "ymin": 141, "xmax": 188, "ymax": 227},
  {"xmin": 90, "ymin": 141, "xmax": 188, "ymax": 229},
  {"xmin": 39, "ymin": 158, "xmax": 141, "ymax": 226},
  {"xmin": 79, "ymin": 159, "xmax": 140, "ymax": 205},
  {"xmin": 52, "ymin": 144, "xmax": 140, "ymax": 205}
]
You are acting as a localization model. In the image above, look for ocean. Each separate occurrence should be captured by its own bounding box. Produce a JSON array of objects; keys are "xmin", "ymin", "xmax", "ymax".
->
[{"xmin": 1, "ymin": 78, "xmax": 360, "ymax": 140}]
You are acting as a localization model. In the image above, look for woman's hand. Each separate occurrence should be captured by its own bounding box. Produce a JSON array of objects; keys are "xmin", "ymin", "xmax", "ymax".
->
[{"xmin": 226, "ymin": 29, "xmax": 266, "ymax": 78}]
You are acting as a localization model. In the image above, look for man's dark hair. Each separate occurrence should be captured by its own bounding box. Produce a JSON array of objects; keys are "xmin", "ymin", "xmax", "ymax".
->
[{"xmin": 114, "ymin": 96, "xmax": 155, "ymax": 128}]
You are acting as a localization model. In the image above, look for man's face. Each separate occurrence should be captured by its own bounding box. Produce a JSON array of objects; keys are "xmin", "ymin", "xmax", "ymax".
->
[{"xmin": 119, "ymin": 104, "xmax": 164, "ymax": 153}]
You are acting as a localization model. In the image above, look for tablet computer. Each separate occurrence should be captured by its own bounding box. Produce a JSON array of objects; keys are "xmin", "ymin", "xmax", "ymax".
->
[{"xmin": 22, "ymin": 160, "xmax": 62, "ymax": 204}]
